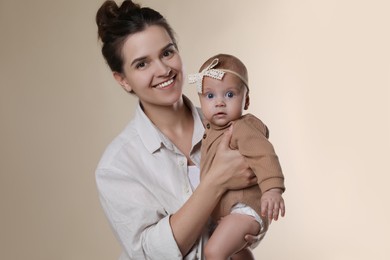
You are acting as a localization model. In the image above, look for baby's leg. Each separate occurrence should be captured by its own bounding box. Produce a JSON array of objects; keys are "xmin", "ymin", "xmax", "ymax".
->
[
  {"xmin": 231, "ymin": 248, "xmax": 255, "ymax": 260},
  {"xmin": 204, "ymin": 213, "xmax": 260, "ymax": 260}
]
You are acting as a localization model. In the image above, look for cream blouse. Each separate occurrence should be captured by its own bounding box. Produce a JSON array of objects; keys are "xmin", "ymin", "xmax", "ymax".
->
[{"xmin": 96, "ymin": 96, "xmax": 206, "ymax": 260}]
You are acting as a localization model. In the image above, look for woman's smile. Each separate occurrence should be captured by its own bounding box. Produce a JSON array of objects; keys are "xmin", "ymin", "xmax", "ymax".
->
[{"xmin": 154, "ymin": 77, "xmax": 175, "ymax": 89}]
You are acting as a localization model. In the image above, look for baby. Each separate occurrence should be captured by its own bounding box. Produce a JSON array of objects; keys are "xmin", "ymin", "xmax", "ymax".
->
[{"xmin": 189, "ymin": 54, "xmax": 286, "ymax": 260}]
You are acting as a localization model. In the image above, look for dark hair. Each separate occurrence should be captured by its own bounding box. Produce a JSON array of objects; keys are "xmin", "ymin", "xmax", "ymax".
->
[{"xmin": 96, "ymin": 0, "xmax": 177, "ymax": 73}]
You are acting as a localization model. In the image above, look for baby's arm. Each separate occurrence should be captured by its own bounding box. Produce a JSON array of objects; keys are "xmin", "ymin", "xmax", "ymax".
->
[
  {"xmin": 232, "ymin": 115, "xmax": 286, "ymax": 222},
  {"xmin": 261, "ymin": 188, "xmax": 285, "ymax": 223}
]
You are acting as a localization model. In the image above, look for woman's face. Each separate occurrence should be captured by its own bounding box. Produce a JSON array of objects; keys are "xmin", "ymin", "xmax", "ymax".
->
[{"xmin": 115, "ymin": 25, "xmax": 184, "ymax": 109}]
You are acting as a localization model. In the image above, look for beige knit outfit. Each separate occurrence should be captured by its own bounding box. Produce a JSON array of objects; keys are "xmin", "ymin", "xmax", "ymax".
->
[{"xmin": 200, "ymin": 114, "xmax": 285, "ymax": 223}]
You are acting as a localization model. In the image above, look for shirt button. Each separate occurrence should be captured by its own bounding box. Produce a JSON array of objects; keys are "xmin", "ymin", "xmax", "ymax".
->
[
  {"xmin": 179, "ymin": 160, "xmax": 185, "ymax": 166},
  {"xmin": 203, "ymin": 133, "xmax": 207, "ymax": 139},
  {"xmin": 206, "ymin": 123, "xmax": 210, "ymax": 129}
]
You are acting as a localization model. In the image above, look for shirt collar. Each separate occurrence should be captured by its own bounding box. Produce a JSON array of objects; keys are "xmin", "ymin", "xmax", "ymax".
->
[{"xmin": 133, "ymin": 95, "xmax": 204, "ymax": 154}]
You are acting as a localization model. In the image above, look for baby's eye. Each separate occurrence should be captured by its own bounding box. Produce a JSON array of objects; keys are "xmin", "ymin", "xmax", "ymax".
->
[
  {"xmin": 206, "ymin": 93, "xmax": 214, "ymax": 99},
  {"xmin": 226, "ymin": 91, "xmax": 235, "ymax": 98}
]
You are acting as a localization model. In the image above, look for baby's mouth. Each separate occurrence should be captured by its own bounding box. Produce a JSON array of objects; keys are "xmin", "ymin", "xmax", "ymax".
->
[{"xmin": 214, "ymin": 112, "xmax": 226, "ymax": 117}]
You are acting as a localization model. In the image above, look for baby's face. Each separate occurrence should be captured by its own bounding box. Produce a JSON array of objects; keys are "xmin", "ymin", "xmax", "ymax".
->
[{"xmin": 199, "ymin": 73, "xmax": 248, "ymax": 127}]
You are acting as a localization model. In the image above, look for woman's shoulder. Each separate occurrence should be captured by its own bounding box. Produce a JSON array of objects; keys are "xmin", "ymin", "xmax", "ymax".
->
[{"xmin": 96, "ymin": 120, "xmax": 141, "ymax": 171}]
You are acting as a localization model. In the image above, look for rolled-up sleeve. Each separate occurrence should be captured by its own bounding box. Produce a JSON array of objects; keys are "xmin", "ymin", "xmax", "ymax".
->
[{"xmin": 143, "ymin": 216, "xmax": 182, "ymax": 258}]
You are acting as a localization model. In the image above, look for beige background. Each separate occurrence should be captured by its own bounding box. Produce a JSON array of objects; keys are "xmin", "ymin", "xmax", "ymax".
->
[{"xmin": 1, "ymin": 0, "xmax": 389, "ymax": 259}]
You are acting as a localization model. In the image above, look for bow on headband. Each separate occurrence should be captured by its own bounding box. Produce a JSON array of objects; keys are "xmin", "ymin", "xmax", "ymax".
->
[
  {"xmin": 188, "ymin": 58, "xmax": 225, "ymax": 93},
  {"xmin": 188, "ymin": 58, "xmax": 248, "ymax": 93}
]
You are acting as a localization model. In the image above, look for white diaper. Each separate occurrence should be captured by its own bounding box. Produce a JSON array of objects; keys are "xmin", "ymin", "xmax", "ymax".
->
[{"xmin": 230, "ymin": 203, "xmax": 264, "ymax": 230}]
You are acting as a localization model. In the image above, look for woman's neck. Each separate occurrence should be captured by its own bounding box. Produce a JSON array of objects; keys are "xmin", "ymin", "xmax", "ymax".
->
[
  {"xmin": 141, "ymin": 97, "xmax": 189, "ymax": 130},
  {"xmin": 141, "ymin": 97, "xmax": 194, "ymax": 161}
]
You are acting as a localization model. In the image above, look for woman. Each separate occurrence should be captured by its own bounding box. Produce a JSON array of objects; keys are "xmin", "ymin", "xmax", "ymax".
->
[{"xmin": 95, "ymin": 1, "xmax": 258, "ymax": 259}]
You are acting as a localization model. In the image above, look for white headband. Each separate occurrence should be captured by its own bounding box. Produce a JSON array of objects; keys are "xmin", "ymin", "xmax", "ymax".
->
[{"xmin": 188, "ymin": 58, "xmax": 248, "ymax": 93}]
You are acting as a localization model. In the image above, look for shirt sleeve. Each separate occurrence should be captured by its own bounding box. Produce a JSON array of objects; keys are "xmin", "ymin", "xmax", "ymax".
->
[
  {"xmin": 96, "ymin": 167, "xmax": 183, "ymax": 260},
  {"xmin": 232, "ymin": 115, "xmax": 285, "ymax": 193}
]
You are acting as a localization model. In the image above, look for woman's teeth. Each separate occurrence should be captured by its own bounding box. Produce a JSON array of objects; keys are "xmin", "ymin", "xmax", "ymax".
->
[{"xmin": 156, "ymin": 79, "xmax": 174, "ymax": 88}]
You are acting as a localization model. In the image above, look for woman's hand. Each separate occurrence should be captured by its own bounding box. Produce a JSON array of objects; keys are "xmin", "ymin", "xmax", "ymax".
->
[
  {"xmin": 244, "ymin": 233, "xmax": 263, "ymax": 248},
  {"xmin": 206, "ymin": 125, "xmax": 257, "ymax": 194}
]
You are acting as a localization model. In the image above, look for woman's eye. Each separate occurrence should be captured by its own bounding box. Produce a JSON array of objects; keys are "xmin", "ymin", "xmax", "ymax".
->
[
  {"xmin": 163, "ymin": 49, "xmax": 174, "ymax": 57},
  {"xmin": 226, "ymin": 91, "xmax": 234, "ymax": 98},
  {"xmin": 136, "ymin": 62, "xmax": 146, "ymax": 69}
]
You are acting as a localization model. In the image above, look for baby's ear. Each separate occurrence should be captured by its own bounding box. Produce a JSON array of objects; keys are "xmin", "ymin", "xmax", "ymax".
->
[
  {"xmin": 244, "ymin": 95, "xmax": 250, "ymax": 110},
  {"xmin": 113, "ymin": 72, "xmax": 132, "ymax": 93}
]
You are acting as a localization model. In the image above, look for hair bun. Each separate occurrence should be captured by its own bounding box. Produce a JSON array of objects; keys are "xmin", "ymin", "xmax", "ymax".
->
[
  {"xmin": 96, "ymin": 1, "xmax": 119, "ymax": 42},
  {"xmin": 118, "ymin": 0, "xmax": 140, "ymax": 16},
  {"xmin": 96, "ymin": 0, "xmax": 140, "ymax": 43}
]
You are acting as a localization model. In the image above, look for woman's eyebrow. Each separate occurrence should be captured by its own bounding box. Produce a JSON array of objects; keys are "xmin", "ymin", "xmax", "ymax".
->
[{"xmin": 162, "ymin": 43, "xmax": 175, "ymax": 50}]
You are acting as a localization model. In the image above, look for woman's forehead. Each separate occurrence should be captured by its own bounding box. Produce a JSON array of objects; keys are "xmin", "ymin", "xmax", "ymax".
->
[{"xmin": 122, "ymin": 25, "xmax": 173, "ymax": 62}]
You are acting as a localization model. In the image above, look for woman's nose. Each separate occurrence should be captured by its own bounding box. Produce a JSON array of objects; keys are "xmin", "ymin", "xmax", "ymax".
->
[{"xmin": 156, "ymin": 60, "xmax": 171, "ymax": 77}]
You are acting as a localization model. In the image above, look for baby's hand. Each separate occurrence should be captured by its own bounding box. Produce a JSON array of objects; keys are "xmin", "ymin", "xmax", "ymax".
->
[{"xmin": 261, "ymin": 188, "xmax": 285, "ymax": 223}]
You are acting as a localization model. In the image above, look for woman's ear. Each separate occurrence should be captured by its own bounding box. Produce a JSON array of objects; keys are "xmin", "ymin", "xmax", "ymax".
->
[
  {"xmin": 244, "ymin": 95, "xmax": 250, "ymax": 110},
  {"xmin": 113, "ymin": 72, "xmax": 132, "ymax": 93}
]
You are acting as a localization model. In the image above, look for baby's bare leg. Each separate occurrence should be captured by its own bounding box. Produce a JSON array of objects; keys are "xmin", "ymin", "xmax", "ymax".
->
[
  {"xmin": 204, "ymin": 213, "xmax": 260, "ymax": 260},
  {"xmin": 231, "ymin": 248, "xmax": 255, "ymax": 260}
]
